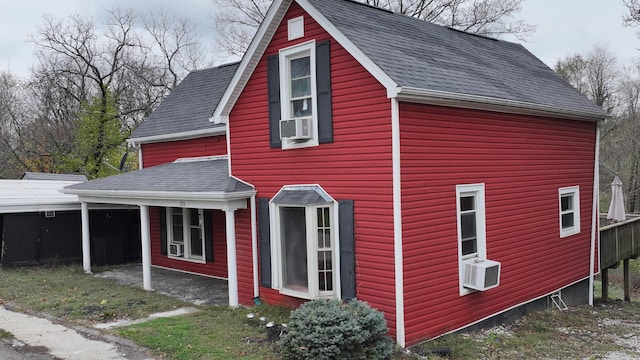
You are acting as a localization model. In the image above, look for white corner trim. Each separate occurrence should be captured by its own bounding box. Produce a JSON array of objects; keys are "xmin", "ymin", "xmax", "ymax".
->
[
  {"xmin": 391, "ymin": 98, "xmax": 405, "ymax": 347},
  {"xmin": 589, "ymin": 124, "xmax": 600, "ymax": 306}
]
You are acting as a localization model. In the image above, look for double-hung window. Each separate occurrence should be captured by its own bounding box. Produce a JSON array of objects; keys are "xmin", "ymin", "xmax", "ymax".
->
[
  {"xmin": 279, "ymin": 41, "xmax": 318, "ymax": 149},
  {"xmin": 271, "ymin": 185, "xmax": 336, "ymax": 299},
  {"xmin": 456, "ymin": 184, "xmax": 487, "ymax": 295},
  {"xmin": 559, "ymin": 186, "xmax": 580, "ymax": 237},
  {"xmin": 166, "ymin": 207, "xmax": 205, "ymax": 263}
]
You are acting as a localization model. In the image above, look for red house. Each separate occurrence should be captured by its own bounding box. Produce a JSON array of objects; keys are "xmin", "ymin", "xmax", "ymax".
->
[{"xmin": 64, "ymin": 0, "xmax": 606, "ymax": 346}]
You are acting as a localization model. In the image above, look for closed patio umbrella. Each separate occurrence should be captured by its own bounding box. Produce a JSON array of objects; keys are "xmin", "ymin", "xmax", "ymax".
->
[{"xmin": 606, "ymin": 176, "xmax": 626, "ymax": 222}]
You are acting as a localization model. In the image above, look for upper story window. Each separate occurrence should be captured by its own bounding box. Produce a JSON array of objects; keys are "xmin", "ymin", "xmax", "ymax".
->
[
  {"xmin": 267, "ymin": 39, "xmax": 333, "ymax": 150},
  {"xmin": 559, "ymin": 186, "xmax": 580, "ymax": 238},
  {"xmin": 279, "ymin": 41, "xmax": 318, "ymax": 149}
]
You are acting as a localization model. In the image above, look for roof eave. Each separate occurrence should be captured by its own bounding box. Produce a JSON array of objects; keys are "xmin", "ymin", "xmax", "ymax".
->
[
  {"xmin": 127, "ymin": 126, "xmax": 227, "ymax": 146},
  {"xmin": 396, "ymin": 87, "xmax": 607, "ymax": 122},
  {"xmin": 61, "ymin": 188, "xmax": 257, "ymax": 202}
]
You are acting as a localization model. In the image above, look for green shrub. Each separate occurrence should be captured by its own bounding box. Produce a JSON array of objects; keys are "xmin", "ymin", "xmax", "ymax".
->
[{"xmin": 278, "ymin": 298, "xmax": 394, "ymax": 360}]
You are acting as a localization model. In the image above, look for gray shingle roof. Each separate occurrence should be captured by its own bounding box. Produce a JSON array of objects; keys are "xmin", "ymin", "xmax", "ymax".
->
[
  {"xmin": 131, "ymin": 63, "xmax": 239, "ymax": 140},
  {"xmin": 307, "ymin": 0, "xmax": 604, "ymax": 117},
  {"xmin": 64, "ymin": 157, "xmax": 253, "ymax": 194}
]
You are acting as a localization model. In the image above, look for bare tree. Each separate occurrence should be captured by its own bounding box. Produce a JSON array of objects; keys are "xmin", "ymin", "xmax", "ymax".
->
[
  {"xmin": 554, "ymin": 46, "xmax": 618, "ymax": 113},
  {"xmin": 11, "ymin": 8, "xmax": 213, "ymax": 179},
  {"xmin": 212, "ymin": 0, "xmax": 535, "ymax": 57},
  {"xmin": 623, "ymin": 0, "xmax": 640, "ymax": 27}
]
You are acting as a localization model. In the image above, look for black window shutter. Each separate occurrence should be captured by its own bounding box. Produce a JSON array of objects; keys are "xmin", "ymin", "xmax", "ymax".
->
[
  {"xmin": 204, "ymin": 210, "xmax": 214, "ymax": 262},
  {"xmin": 316, "ymin": 40, "xmax": 333, "ymax": 144},
  {"xmin": 339, "ymin": 200, "xmax": 355, "ymax": 301},
  {"xmin": 267, "ymin": 55, "xmax": 282, "ymax": 148},
  {"xmin": 159, "ymin": 207, "xmax": 167, "ymax": 256},
  {"xmin": 258, "ymin": 198, "xmax": 272, "ymax": 287}
]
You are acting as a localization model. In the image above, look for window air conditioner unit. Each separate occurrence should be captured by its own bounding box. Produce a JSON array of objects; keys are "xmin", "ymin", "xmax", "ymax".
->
[
  {"xmin": 463, "ymin": 258, "xmax": 501, "ymax": 291},
  {"xmin": 280, "ymin": 117, "xmax": 312, "ymax": 141},
  {"xmin": 169, "ymin": 243, "xmax": 184, "ymax": 257}
]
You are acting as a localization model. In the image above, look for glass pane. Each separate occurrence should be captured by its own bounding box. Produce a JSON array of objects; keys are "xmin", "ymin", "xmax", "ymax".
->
[
  {"xmin": 171, "ymin": 208, "xmax": 183, "ymax": 243},
  {"xmin": 460, "ymin": 213, "xmax": 476, "ymax": 240},
  {"xmin": 460, "ymin": 195, "xmax": 475, "ymax": 212},
  {"xmin": 190, "ymin": 228, "xmax": 203, "ymax": 256},
  {"xmin": 281, "ymin": 207, "xmax": 308, "ymax": 292},
  {"xmin": 290, "ymin": 56, "xmax": 310, "ymax": 78},
  {"xmin": 291, "ymin": 77, "xmax": 311, "ymax": 98},
  {"xmin": 189, "ymin": 209, "xmax": 200, "ymax": 226},
  {"xmin": 292, "ymin": 98, "xmax": 312, "ymax": 117},
  {"xmin": 323, "ymin": 208, "xmax": 330, "ymax": 227},
  {"xmin": 562, "ymin": 213, "xmax": 574, "ymax": 229},
  {"xmin": 462, "ymin": 239, "xmax": 477, "ymax": 256},
  {"xmin": 561, "ymin": 194, "xmax": 572, "ymax": 211},
  {"xmin": 318, "ymin": 250, "xmax": 332, "ymax": 292}
]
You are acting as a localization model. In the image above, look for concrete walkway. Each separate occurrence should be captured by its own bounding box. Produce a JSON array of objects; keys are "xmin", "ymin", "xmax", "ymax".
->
[
  {"xmin": 0, "ymin": 265, "xmax": 226, "ymax": 359},
  {"xmin": 0, "ymin": 307, "xmax": 153, "ymax": 360}
]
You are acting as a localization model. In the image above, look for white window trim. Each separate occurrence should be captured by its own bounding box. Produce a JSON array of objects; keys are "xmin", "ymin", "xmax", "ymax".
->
[
  {"xmin": 279, "ymin": 40, "xmax": 319, "ymax": 150},
  {"xmin": 559, "ymin": 186, "xmax": 581, "ymax": 238},
  {"xmin": 166, "ymin": 207, "xmax": 207, "ymax": 264},
  {"xmin": 456, "ymin": 183, "xmax": 487, "ymax": 296},
  {"xmin": 269, "ymin": 185, "xmax": 340, "ymax": 300}
]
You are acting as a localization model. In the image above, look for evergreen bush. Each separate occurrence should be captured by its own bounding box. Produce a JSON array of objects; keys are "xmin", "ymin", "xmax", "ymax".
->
[{"xmin": 278, "ymin": 298, "xmax": 394, "ymax": 360}]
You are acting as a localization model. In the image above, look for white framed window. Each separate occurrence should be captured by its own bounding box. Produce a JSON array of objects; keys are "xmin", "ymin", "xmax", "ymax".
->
[
  {"xmin": 270, "ymin": 185, "xmax": 337, "ymax": 299},
  {"xmin": 456, "ymin": 184, "xmax": 487, "ymax": 295},
  {"xmin": 166, "ymin": 207, "xmax": 206, "ymax": 263},
  {"xmin": 279, "ymin": 40, "xmax": 318, "ymax": 149},
  {"xmin": 559, "ymin": 186, "xmax": 580, "ymax": 238}
]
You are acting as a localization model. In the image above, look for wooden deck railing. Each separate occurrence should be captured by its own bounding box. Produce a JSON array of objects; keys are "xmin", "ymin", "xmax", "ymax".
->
[
  {"xmin": 599, "ymin": 215, "xmax": 640, "ymax": 302},
  {"xmin": 600, "ymin": 216, "xmax": 640, "ymax": 269}
]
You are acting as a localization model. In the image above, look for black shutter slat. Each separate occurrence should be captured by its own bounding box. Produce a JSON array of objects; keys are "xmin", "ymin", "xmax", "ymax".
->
[
  {"xmin": 339, "ymin": 200, "xmax": 355, "ymax": 301},
  {"xmin": 316, "ymin": 40, "xmax": 333, "ymax": 144},
  {"xmin": 267, "ymin": 55, "xmax": 282, "ymax": 148},
  {"xmin": 258, "ymin": 198, "xmax": 272, "ymax": 287},
  {"xmin": 204, "ymin": 210, "xmax": 214, "ymax": 262},
  {"xmin": 159, "ymin": 207, "xmax": 167, "ymax": 256}
]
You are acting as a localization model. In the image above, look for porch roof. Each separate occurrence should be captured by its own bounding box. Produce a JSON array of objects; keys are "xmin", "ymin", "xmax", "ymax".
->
[{"xmin": 62, "ymin": 156, "xmax": 255, "ymax": 208}]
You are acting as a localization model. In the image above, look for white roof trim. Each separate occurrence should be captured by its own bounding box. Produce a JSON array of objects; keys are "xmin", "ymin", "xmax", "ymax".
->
[
  {"xmin": 212, "ymin": 0, "xmax": 290, "ymax": 122},
  {"xmin": 295, "ymin": 0, "xmax": 397, "ymax": 92},
  {"xmin": 396, "ymin": 87, "xmax": 607, "ymax": 121},
  {"xmin": 127, "ymin": 126, "xmax": 226, "ymax": 146},
  {"xmin": 63, "ymin": 189, "xmax": 257, "ymax": 202},
  {"xmin": 212, "ymin": 0, "xmax": 398, "ymax": 123}
]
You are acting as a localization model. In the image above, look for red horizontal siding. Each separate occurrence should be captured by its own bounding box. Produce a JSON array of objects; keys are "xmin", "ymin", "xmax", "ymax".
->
[
  {"xmin": 229, "ymin": 2, "xmax": 397, "ymax": 334},
  {"xmin": 150, "ymin": 207, "xmax": 228, "ymax": 279},
  {"xmin": 141, "ymin": 136, "xmax": 227, "ymax": 168},
  {"xmin": 399, "ymin": 103, "xmax": 597, "ymax": 344}
]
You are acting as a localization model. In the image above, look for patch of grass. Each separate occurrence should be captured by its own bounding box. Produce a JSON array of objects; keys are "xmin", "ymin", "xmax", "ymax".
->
[
  {"xmin": 0, "ymin": 265, "xmax": 188, "ymax": 324},
  {"xmin": 117, "ymin": 304, "xmax": 291, "ymax": 360},
  {"xmin": 0, "ymin": 329, "xmax": 13, "ymax": 339},
  {"xmin": 409, "ymin": 303, "xmax": 637, "ymax": 359}
]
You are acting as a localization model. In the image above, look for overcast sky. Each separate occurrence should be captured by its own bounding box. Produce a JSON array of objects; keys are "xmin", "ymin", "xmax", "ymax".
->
[{"xmin": 0, "ymin": 0, "xmax": 638, "ymax": 78}]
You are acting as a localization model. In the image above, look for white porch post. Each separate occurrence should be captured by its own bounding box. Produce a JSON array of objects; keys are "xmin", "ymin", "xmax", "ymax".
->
[
  {"xmin": 81, "ymin": 202, "xmax": 91, "ymax": 274},
  {"xmin": 225, "ymin": 209, "xmax": 239, "ymax": 307},
  {"xmin": 140, "ymin": 205, "xmax": 152, "ymax": 291}
]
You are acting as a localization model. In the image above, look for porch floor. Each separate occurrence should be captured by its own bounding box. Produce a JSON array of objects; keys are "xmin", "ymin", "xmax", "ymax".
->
[{"xmin": 94, "ymin": 264, "xmax": 229, "ymax": 306}]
